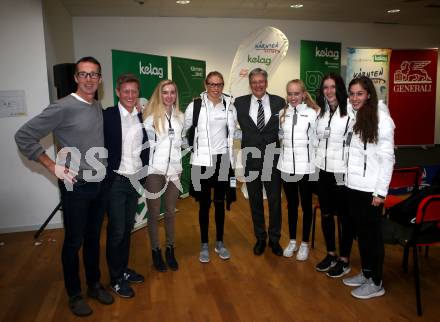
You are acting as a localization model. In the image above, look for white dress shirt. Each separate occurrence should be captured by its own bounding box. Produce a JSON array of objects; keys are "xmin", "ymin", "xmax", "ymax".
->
[
  {"xmin": 116, "ymin": 102, "xmax": 143, "ymax": 175},
  {"xmin": 249, "ymin": 94, "xmax": 271, "ymax": 127}
]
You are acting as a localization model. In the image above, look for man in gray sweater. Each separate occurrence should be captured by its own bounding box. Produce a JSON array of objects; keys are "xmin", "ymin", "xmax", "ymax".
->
[{"xmin": 15, "ymin": 56, "xmax": 113, "ymax": 317}]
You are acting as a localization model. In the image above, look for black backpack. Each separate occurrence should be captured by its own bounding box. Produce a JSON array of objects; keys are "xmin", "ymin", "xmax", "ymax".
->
[{"xmin": 187, "ymin": 98, "xmax": 202, "ymax": 149}]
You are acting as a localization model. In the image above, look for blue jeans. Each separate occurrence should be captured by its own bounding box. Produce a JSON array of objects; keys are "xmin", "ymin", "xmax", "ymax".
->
[
  {"xmin": 105, "ymin": 174, "xmax": 139, "ymax": 283},
  {"xmin": 59, "ymin": 180, "xmax": 106, "ymax": 297}
]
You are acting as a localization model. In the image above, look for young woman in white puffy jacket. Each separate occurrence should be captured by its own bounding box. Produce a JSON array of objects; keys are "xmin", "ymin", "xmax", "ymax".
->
[
  {"xmin": 184, "ymin": 71, "xmax": 236, "ymax": 263},
  {"xmin": 342, "ymin": 76, "xmax": 395, "ymax": 300},
  {"xmin": 143, "ymin": 80, "xmax": 184, "ymax": 272},
  {"xmin": 277, "ymin": 79, "xmax": 319, "ymax": 261},
  {"xmin": 314, "ymin": 73, "xmax": 354, "ymax": 278}
]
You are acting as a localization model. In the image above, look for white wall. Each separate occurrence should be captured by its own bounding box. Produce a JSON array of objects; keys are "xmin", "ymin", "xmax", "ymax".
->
[
  {"xmin": 42, "ymin": 0, "xmax": 75, "ymax": 102},
  {"xmin": 72, "ymin": 17, "xmax": 440, "ymax": 143},
  {"xmin": 0, "ymin": 0, "xmax": 59, "ymax": 233}
]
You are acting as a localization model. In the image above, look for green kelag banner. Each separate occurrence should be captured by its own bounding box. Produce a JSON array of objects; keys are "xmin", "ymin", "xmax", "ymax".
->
[
  {"xmin": 171, "ymin": 56, "xmax": 206, "ymax": 197},
  {"xmin": 300, "ymin": 40, "xmax": 341, "ymax": 99},
  {"xmin": 111, "ymin": 49, "xmax": 168, "ymax": 105}
]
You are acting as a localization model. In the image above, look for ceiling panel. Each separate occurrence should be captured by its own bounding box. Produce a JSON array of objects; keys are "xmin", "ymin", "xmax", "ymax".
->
[{"xmin": 58, "ymin": 0, "xmax": 440, "ymax": 26}]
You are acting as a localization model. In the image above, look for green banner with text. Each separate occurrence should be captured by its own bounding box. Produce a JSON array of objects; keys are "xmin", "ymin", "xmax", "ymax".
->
[
  {"xmin": 300, "ymin": 40, "xmax": 341, "ymax": 100},
  {"xmin": 171, "ymin": 56, "xmax": 206, "ymax": 110},
  {"xmin": 171, "ymin": 56, "xmax": 206, "ymax": 197},
  {"xmin": 112, "ymin": 49, "xmax": 168, "ymax": 104}
]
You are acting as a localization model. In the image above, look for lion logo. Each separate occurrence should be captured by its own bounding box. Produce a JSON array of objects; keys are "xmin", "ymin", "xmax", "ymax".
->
[{"xmin": 394, "ymin": 60, "xmax": 431, "ymax": 83}]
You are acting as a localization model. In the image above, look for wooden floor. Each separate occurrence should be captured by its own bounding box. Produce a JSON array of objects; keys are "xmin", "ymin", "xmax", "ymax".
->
[{"xmin": 1, "ymin": 191, "xmax": 439, "ymax": 322}]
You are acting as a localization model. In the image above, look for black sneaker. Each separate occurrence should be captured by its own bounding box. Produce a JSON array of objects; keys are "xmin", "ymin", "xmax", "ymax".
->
[
  {"xmin": 111, "ymin": 279, "xmax": 135, "ymax": 298},
  {"xmin": 87, "ymin": 283, "xmax": 114, "ymax": 305},
  {"xmin": 123, "ymin": 268, "xmax": 144, "ymax": 284},
  {"xmin": 69, "ymin": 294, "xmax": 92, "ymax": 317},
  {"xmin": 315, "ymin": 254, "xmax": 338, "ymax": 272},
  {"xmin": 326, "ymin": 259, "xmax": 351, "ymax": 278}
]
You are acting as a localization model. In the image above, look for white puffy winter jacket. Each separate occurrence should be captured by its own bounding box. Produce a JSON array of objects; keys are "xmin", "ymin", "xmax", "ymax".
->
[
  {"xmin": 184, "ymin": 92, "xmax": 236, "ymax": 167},
  {"xmin": 277, "ymin": 103, "xmax": 318, "ymax": 174},
  {"xmin": 314, "ymin": 106, "xmax": 352, "ymax": 173},
  {"xmin": 345, "ymin": 108, "xmax": 395, "ymax": 197},
  {"xmin": 144, "ymin": 109, "xmax": 184, "ymax": 177}
]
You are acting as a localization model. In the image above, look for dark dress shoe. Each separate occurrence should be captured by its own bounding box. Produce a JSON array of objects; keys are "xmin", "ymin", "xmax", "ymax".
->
[
  {"xmin": 69, "ymin": 295, "xmax": 92, "ymax": 316},
  {"xmin": 268, "ymin": 240, "xmax": 283, "ymax": 256},
  {"xmin": 253, "ymin": 240, "xmax": 266, "ymax": 255},
  {"xmin": 165, "ymin": 245, "xmax": 179, "ymax": 271},
  {"xmin": 152, "ymin": 248, "xmax": 167, "ymax": 272},
  {"xmin": 87, "ymin": 283, "xmax": 114, "ymax": 305}
]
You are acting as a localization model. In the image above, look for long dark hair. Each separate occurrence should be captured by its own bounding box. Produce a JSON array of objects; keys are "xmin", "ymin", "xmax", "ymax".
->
[
  {"xmin": 316, "ymin": 73, "xmax": 347, "ymax": 118},
  {"xmin": 349, "ymin": 76, "xmax": 379, "ymax": 144}
]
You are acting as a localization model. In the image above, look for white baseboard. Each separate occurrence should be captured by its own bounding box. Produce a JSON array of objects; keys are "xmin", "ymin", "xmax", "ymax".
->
[{"xmin": 0, "ymin": 222, "xmax": 63, "ymax": 234}]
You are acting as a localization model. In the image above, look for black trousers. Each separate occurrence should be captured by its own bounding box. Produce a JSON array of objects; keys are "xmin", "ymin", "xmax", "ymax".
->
[
  {"xmin": 347, "ymin": 188, "xmax": 385, "ymax": 285},
  {"xmin": 246, "ymin": 164, "xmax": 282, "ymax": 242},
  {"xmin": 317, "ymin": 170, "xmax": 353, "ymax": 257},
  {"xmin": 282, "ymin": 174, "xmax": 313, "ymax": 242},
  {"xmin": 105, "ymin": 174, "xmax": 139, "ymax": 283},
  {"xmin": 198, "ymin": 154, "xmax": 228, "ymax": 243},
  {"xmin": 59, "ymin": 180, "xmax": 106, "ymax": 297}
]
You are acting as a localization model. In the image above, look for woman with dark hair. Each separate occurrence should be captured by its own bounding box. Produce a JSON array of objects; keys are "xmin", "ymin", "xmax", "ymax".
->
[
  {"xmin": 314, "ymin": 73, "xmax": 354, "ymax": 278},
  {"xmin": 184, "ymin": 71, "xmax": 236, "ymax": 263},
  {"xmin": 342, "ymin": 76, "xmax": 395, "ymax": 299}
]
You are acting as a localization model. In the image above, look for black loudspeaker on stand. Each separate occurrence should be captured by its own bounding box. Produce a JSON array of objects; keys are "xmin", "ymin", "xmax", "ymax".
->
[{"xmin": 34, "ymin": 63, "xmax": 76, "ymax": 240}]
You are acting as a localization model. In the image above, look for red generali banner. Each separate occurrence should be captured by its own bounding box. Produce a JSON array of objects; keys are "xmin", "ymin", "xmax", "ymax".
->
[{"xmin": 388, "ymin": 49, "xmax": 438, "ymax": 145}]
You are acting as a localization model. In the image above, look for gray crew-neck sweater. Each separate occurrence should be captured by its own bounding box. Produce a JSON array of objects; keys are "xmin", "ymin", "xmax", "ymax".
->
[{"xmin": 15, "ymin": 94, "xmax": 106, "ymax": 177}]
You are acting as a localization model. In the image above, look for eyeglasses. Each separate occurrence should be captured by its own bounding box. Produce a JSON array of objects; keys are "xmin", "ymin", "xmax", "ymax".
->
[
  {"xmin": 76, "ymin": 71, "xmax": 101, "ymax": 79},
  {"xmin": 206, "ymin": 82, "xmax": 224, "ymax": 88}
]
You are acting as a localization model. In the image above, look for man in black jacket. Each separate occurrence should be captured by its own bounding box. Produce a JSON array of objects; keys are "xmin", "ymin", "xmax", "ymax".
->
[
  {"xmin": 103, "ymin": 73, "xmax": 148, "ymax": 299},
  {"xmin": 234, "ymin": 68, "xmax": 285, "ymax": 256}
]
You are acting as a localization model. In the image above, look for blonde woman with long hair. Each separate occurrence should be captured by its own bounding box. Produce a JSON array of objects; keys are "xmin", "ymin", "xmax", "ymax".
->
[
  {"xmin": 143, "ymin": 80, "xmax": 184, "ymax": 272},
  {"xmin": 278, "ymin": 79, "xmax": 319, "ymax": 261}
]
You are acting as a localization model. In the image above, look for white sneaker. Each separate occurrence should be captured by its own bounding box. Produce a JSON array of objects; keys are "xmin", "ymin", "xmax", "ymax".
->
[
  {"xmin": 296, "ymin": 242, "xmax": 310, "ymax": 261},
  {"xmin": 283, "ymin": 239, "xmax": 297, "ymax": 257},
  {"xmin": 351, "ymin": 278, "xmax": 385, "ymax": 299}
]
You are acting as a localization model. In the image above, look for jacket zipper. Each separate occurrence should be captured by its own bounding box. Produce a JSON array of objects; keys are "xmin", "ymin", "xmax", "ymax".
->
[
  {"xmin": 363, "ymin": 141, "xmax": 367, "ymax": 177},
  {"xmin": 164, "ymin": 112, "xmax": 173, "ymax": 175},
  {"xmin": 292, "ymin": 107, "xmax": 296, "ymax": 174},
  {"xmin": 342, "ymin": 116, "xmax": 350, "ymax": 161},
  {"xmin": 324, "ymin": 109, "xmax": 335, "ymax": 171},
  {"xmin": 202, "ymin": 96, "xmax": 212, "ymax": 167},
  {"xmin": 151, "ymin": 129, "xmax": 157, "ymax": 165},
  {"xmin": 306, "ymin": 122, "xmax": 311, "ymax": 163}
]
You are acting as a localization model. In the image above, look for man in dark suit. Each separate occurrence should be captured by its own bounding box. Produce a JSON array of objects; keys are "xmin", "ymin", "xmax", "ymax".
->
[
  {"xmin": 234, "ymin": 68, "xmax": 285, "ymax": 256},
  {"xmin": 103, "ymin": 73, "xmax": 149, "ymax": 298}
]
